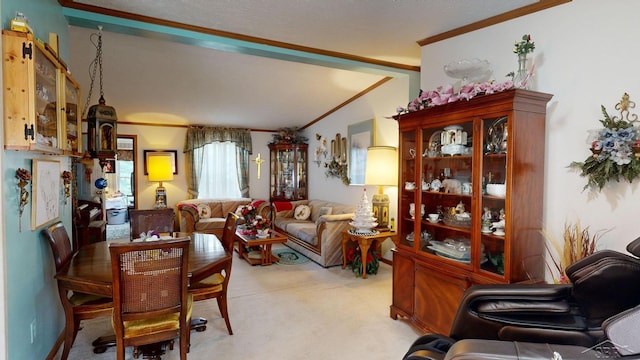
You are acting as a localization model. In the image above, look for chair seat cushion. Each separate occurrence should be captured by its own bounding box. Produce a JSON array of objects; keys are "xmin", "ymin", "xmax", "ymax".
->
[
  {"xmin": 69, "ymin": 292, "xmax": 111, "ymax": 306},
  {"xmin": 118, "ymin": 294, "xmax": 193, "ymax": 339},
  {"xmin": 189, "ymin": 273, "xmax": 224, "ymax": 290}
]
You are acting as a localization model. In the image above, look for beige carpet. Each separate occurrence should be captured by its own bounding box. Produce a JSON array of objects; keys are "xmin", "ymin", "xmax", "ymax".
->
[{"xmin": 60, "ymin": 244, "xmax": 421, "ymax": 360}]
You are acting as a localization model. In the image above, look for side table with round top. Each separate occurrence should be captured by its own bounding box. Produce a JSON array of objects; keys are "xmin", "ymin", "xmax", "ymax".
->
[{"xmin": 342, "ymin": 230, "xmax": 397, "ymax": 278}]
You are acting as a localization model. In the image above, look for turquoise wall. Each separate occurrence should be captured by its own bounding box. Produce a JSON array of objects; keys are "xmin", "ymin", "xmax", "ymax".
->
[{"xmin": 2, "ymin": 0, "xmax": 74, "ymax": 358}]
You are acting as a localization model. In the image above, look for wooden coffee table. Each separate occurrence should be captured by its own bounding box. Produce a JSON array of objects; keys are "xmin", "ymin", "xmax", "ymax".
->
[{"xmin": 235, "ymin": 229, "xmax": 287, "ymax": 265}]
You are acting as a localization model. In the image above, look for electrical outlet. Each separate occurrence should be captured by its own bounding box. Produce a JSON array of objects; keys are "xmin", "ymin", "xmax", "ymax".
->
[{"xmin": 30, "ymin": 319, "xmax": 36, "ymax": 344}]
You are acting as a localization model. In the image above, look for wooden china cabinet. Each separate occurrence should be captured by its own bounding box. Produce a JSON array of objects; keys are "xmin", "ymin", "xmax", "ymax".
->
[
  {"xmin": 268, "ymin": 143, "xmax": 308, "ymax": 202},
  {"xmin": 390, "ymin": 89, "xmax": 553, "ymax": 335}
]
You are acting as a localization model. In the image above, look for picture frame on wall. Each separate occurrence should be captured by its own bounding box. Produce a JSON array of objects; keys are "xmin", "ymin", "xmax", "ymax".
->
[
  {"xmin": 348, "ymin": 119, "xmax": 375, "ymax": 185},
  {"xmin": 103, "ymin": 159, "xmax": 116, "ymax": 173},
  {"xmin": 32, "ymin": 159, "xmax": 61, "ymax": 230},
  {"xmin": 143, "ymin": 150, "xmax": 178, "ymax": 175}
]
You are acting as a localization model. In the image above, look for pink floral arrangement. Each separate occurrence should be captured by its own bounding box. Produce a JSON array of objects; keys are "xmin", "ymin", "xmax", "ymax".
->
[{"xmin": 396, "ymin": 80, "xmax": 515, "ymax": 115}]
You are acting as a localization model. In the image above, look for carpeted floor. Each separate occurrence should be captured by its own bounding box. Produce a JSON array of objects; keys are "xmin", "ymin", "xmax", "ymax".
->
[
  {"xmin": 58, "ymin": 243, "xmax": 420, "ymax": 360},
  {"xmin": 106, "ymin": 222, "xmax": 130, "ymax": 240}
]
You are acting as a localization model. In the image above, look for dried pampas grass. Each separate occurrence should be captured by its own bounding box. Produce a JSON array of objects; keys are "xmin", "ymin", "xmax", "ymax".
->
[{"xmin": 543, "ymin": 221, "xmax": 607, "ymax": 283}]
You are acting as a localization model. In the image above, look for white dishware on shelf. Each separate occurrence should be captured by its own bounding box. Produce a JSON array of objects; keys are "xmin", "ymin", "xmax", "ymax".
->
[{"xmin": 486, "ymin": 183, "xmax": 506, "ymax": 197}]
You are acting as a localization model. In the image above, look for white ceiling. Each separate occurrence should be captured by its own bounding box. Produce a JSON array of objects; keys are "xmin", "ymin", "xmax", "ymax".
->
[{"xmin": 64, "ymin": 0, "xmax": 541, "ymax": 130}]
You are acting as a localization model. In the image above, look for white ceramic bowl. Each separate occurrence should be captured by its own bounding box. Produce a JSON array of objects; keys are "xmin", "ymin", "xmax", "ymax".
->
[{"xmin": 486, "ymin": 184, "xmax": 506, "ymax": 197}]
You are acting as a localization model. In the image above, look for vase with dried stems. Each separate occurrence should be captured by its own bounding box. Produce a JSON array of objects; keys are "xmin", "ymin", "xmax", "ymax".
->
[{"xmin": 543, "ymin": 221, "xmax": 608, "ymax": 284}]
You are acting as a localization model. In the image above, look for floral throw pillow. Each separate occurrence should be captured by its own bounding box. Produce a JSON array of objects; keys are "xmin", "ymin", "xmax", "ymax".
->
[
  {"xmin": 197, "ymin": 204, "xmax": 212, "ymax": 219},
  {"xmin": 294, "ymin": 205, "xmax": 311, "ymax": 220}
]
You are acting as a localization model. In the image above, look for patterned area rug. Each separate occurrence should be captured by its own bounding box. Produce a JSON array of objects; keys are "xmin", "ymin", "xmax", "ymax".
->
[{"xmin": 273, "ymin": 248, "xmax": 310, "ymax": 265}]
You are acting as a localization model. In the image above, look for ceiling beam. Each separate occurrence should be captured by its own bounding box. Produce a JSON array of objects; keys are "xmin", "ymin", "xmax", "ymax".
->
[
  {"xmin": 417, "ymin": 0, "xmax": 572, "ymax": 46},
  {"xmin": 61, "ymin": 6, "xmax": 419, "ymax": 80}
]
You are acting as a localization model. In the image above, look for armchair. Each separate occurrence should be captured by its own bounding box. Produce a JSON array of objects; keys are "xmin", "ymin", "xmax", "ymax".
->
[
  {"xmin": 189, "ymin": 212, "xmax": 238, "ymax": 335},
  {"xmin": 109, "ymin": 238, "xmax": 192, "ymax": 360},
  {"xmin": 41, "ymin": 221, "xmax": 112, "ymax": 360},
  {"xmin": 403, "ymin": 236, "xmax": 640, "ymax": 360},
  {"xmin": 129, "ymin": 208, "xmax": 176, "ymax": 240}
]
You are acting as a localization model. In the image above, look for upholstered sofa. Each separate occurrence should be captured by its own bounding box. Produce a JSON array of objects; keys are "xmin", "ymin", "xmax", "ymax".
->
[
  {"xmin": 177, "ymin": 198, "xmax": 270, "ymax": 238},
  {"xmin": 271, "ymin": 199, "xmax": 355, "ymax": 267}
]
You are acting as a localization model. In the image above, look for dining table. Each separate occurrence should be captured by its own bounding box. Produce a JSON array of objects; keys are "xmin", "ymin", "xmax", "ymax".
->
[{"xmin": 55, "ymin": 232, "xmax": 232, "ymax": 357}]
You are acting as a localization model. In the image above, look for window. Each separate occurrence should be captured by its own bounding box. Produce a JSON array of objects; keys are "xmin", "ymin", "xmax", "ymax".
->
[
  {"xmin": 196, "ymin": 141, "xmax": 242, "ymax": 198},
  {"xmin": 184, "ymin": 126, "xmax": 251, "ymax": 199}
]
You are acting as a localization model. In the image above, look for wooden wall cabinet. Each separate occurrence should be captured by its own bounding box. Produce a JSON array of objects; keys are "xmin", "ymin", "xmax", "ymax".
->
[
  {"xmin": 269, "ymin": 143, "xmax": 308, "ymax": 202},
  {"xmin": 2, "ymin": 30, "xmax": 81, "ymax": 155},
  {"xmin": 61, "ymin": 72, "xmax": 82, "ymax": 156},
  {"xmin": 390, "ymin": 89, "xmax": 553, "ymax": 334}
]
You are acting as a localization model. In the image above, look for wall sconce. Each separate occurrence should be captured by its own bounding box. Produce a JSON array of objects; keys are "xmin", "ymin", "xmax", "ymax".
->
[
  {"xmin": 365, "ymin": 146, "xmax": 397, "ymax": 231},
  {"xmin": 323, "ymin": 133, "xmax": 350, "ymax": 185},
  {"xmin": 147, "ymin": 154, "xmax": 174, "ymax": 209}
]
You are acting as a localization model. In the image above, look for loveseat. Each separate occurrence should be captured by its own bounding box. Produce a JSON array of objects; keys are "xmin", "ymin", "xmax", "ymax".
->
[
  {"xmin": 271, "ymin": 199, "xmax": 355, "ymax": 267},
  {"xmin": 178, "ymin": 198, "xmax": 270, "ymax": 238}
]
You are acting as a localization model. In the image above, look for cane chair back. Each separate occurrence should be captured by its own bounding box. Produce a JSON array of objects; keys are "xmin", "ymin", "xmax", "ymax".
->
[
  {"xmin": 129, "ymin": 208, "xmax": 175, "ymax": 240},
  {"xmin": 109, "ymin": 238, "xmax": 192, "ymax": 360},
  {"xmin": 41, "ymin": 221, "xmax": 112, "ymax": 360}
]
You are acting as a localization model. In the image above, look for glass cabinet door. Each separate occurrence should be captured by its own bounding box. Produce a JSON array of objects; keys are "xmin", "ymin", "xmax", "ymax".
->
[
  {"xmin": 269, "ymin": 144, "xmax": 308, "ymax": 202},
  {"xmin": 296, "ymin": 147, "xmax": 307, "ymax": 199},
  {"xmin": 399, "ymin": 129, "xmax": 417, "ymax": 248},
  {"xmin": 34, "ymin": 45, "xmax": 59, "ymax": 149},
  {"xmin": 417, "ymin": 122, "xmax": 474, "ymax": 267},
  {"xmin": 479, "ymin": 116, "xmax": 508, "ymax": 277},
  {"xmin": 63, "ymin": 73, "xmax": 81, "ymax": 155}
]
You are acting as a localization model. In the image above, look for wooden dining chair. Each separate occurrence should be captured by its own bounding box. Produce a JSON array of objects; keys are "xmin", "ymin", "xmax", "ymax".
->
[
  {"xmin": 41, "ymin": 221, "xmax": 112, "ymax": 360},
  {"xmin": 109, "ymin": 238, "xmax": 192, "ymax": 360},
  {"xmin": 189, "ymin": 212, "xmax": 238, "ymax": 335},
  {"xmin": 129, "ymin": 208, "xmax": 175, "ymax": 240}
]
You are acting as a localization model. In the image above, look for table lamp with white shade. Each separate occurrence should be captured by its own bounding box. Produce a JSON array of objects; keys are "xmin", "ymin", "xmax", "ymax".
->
[
  {"xmin": 364, "ymin": 146, "xmax": 398, "ymax": 232},
  {"xmin": 147, "ymin": 154, "xmax": 174, "ymax": 209}
]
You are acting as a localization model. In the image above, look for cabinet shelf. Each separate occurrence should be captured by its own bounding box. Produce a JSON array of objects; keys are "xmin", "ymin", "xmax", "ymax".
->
[{"xmin": 391, "ymin": 89, "xmax": 552, "ymax": 335}]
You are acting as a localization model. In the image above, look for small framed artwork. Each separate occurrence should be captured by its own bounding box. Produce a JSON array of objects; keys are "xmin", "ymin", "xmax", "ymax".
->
[
  {"xmin": 143, "ymin": 150, "xmax": 178, "ymax": 175},
  {"xmin": 32, "ymin": 159, "xmax": 61, "ymax": 230},
  {"xmin": 348, "ymin": 119, "xmax": 375, "ymax": 185},
  {"xmin": 103, "ymin": 159, "xmax": 116, "ymax": 173}
]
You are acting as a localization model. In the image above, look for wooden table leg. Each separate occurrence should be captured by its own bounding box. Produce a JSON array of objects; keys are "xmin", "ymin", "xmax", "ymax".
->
[
  {"xmin": 262, "ymin": 244, "xmax": 273, "ymax": 265},
  {"xmin": 341, "ymin": 232, "xmax": 349, "ymax": 269},
  {"xmin": 359, "ymin": 238, "xmax": 372, "ymax": 279}
]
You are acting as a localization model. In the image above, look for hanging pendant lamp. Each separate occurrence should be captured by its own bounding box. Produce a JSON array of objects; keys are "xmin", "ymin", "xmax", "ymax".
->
[{"xmin": 84, "ymin": 26, "xmax": 117, "ymax": 158}]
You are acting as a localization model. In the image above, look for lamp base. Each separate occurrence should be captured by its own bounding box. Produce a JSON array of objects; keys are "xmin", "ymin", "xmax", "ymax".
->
[
  {"xmin": 154, "ymin": 186, "xmax": 167, "ymax": 209},
  {"xmin": 371, "ymin": 192, "xmax": 390, "ymax": 232}
]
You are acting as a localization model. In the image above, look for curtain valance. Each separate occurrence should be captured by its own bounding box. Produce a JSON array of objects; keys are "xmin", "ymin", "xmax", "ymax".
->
[{"xmin": 184, "ymin": 126, "xmax": 252, "ymax": 154}]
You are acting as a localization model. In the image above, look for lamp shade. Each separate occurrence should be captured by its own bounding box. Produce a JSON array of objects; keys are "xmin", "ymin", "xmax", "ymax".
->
[
  {"xmin": 365, "ymin": 146, "xmax": 398, "ymax": 186},
  {"xmin": 147, "ymin": 154, "xmax": 174, "ymax": 182}
]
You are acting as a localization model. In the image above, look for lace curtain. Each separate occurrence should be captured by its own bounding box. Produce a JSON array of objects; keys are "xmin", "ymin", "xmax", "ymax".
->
[{"xmin": 183, "ymin": 126, "xmax": 252, "ymax": 198}]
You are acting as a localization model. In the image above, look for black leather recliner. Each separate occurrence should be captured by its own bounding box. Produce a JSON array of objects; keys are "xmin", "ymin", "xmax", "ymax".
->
[{"xmin": 403, "ymin": 236, "xmax": 640, "ymax": 360}]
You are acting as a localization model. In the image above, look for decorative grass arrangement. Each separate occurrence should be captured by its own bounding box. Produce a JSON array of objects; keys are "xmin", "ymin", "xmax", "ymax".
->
[{"xmin": 543, "ymin": 221, "xmax": 607, "ymax": 283}]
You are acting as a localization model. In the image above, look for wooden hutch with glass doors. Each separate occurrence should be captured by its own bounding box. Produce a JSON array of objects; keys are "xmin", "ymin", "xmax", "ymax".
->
[
  {"xmin": 391, "ymin": 89, "xmax": 553, "ymax": 335},
  {"xmin": 268, "ymin": 143, "xmax": 308, "ymax": 202}
]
